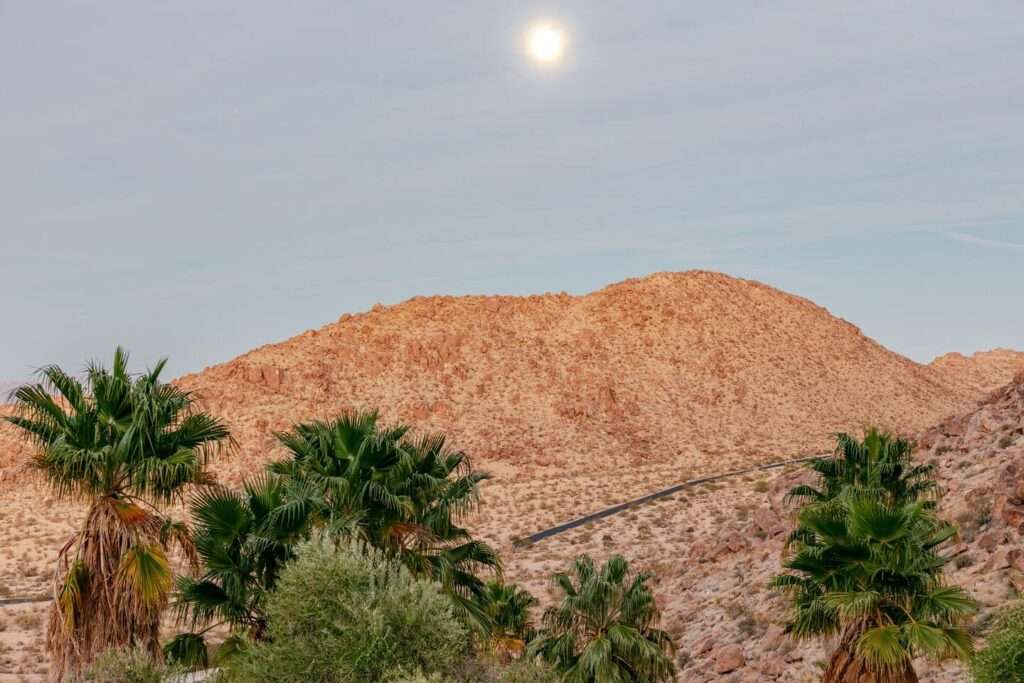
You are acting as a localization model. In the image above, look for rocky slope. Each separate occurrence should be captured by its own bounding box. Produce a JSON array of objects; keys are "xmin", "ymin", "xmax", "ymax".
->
[
  {"xmin": 161, "ymin": 271, "xmax": 997, "ymax": 483},
  {"xmin": 1, "ymin": 272, "xmax": 1023, "ymax": 681},
  {"xmin": 500, "ymin": 371, "xmax": 1024, "ymax": 682},
  {"xmin": 4, "ymin": 272, "xmax": 1016, "ymax": 488},
  {"xmin": 930, "ymin": 349, "xmax": 1024, "ymax": 397},
  {"xmin": 0, "ymin": 406, "xmax": 30, "ymax": 477}
]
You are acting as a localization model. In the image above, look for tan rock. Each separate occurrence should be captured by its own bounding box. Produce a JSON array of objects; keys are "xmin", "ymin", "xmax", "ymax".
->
[
  {"xmin": 760, "ymin": 658, "xmax": 785, "ymax": 678},
  {"xmin": 714, "ymin": 644, "xmax": 745, "ymax": 674},
  {"xmin": 1001, "ymin": 502, "xmax": 1024, "ymax": 528},
  {"xmin": 761, "ymin": 624, "xmax": 786, "ymax": 651},
  {"xmin": 978, "ymin": 531, "xmax": 1001, "ymax": 552}
]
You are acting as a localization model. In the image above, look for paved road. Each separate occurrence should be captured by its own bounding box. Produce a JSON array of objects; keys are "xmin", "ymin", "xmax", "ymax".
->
[
  {"xmin": 0, "ymin": 595, "xmax": 48, "ymax": 606},
  {"xmin": 511, "ymin": 454, "xmax": 823, "ymax": 548}
]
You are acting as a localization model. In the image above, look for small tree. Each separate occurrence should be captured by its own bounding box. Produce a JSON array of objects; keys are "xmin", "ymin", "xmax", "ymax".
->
[
  {"xmin": 478, "ymin": 580, "xmax": 538, "ymax": 661},
  {"xmin": 5, "ymin": 349, "xmax": 232, "ymax": 681},
  {"xmin": 785, "ymin": 428, "xmax": 937, "ymax": 508},
  {"xmin": 216, "ymin": 539, "xmax": 470, "ymax": 682},
  {"xmin": 166, "ymin": 476, "xmax": 317, "ymax": 666},
  {"xmin": 771, "ymin": 431, "xmax": 975, "ymax": 683},
  {"xmin": 530, "ymin": 554, "xmax": 676, "ymax": 682},
  {"xmin": 270, "ymin": 411, "xmax": 501, "ymax": 623}
]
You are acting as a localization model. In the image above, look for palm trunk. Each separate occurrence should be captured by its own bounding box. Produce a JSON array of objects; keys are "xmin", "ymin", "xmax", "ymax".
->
[
  {"xmin": 46, "ymin": 496, "xmax": 169, "ymax": 682},
  {"xmin": 822, "ymin": 621, "xmax": 917, "ymax": 683}
]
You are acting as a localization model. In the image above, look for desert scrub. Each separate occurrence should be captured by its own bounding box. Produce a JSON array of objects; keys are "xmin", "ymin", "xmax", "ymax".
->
[
  {"xmin": 216, "ymin": 538, "xmax": 470, "ymax": 682},
  {"xmin": 85, "ymin": 646, "xmax": 179, "ymax": 683},
  {"xmin": 973, "ymin": 603, "xmax": 1024, "ymax": 683},
  {"xmin": 392, "ymin": 658, "xmax": 560, "ymax": 683},
  {"xmin": 458, "ymin": 658, "xmax": 560, "ymax": 682}
]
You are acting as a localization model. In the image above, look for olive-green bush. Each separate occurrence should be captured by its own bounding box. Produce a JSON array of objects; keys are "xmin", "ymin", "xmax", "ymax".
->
[
  {"xmin": 85, "ymin": 646, "xmax": 177, "ymax": 683},
  {"xmin": 974, "ymin": 604, "xmax": 1024, "ymax": 683},
  {"xmin": 216, "ymin": 539, "xmax": 470, "ymax": 682},
  {"xmin": 390, "ymin": 658, "xmax": 559, "ymax": 683}
]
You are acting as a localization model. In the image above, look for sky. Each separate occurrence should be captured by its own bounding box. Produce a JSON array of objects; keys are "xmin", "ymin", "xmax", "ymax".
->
[{"xmin": 1, "ymin": 1, "xmax": 1022, "ymax": 380}]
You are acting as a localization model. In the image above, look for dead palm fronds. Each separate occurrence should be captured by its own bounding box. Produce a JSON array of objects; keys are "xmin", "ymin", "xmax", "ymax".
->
[{"xmin": 5, "ymin": 348, "xmax": 232, "ymax": 681}]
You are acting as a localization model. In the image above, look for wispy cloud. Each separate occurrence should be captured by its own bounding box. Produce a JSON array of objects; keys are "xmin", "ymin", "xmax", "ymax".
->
[{"xmin": 948, "ymin": 232, "xmax": 1024, "ymax": 251}]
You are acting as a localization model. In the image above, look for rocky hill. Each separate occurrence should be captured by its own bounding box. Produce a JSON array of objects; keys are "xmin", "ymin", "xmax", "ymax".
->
[
  {"xmin": 1, "ymin": 272, "xmax": 1023, "ymax": 681},
  {"xmin": 503, "ymin": 370, "xmax": 1024, "ymax": 681},
  {"xmin": 929, "ymin": 349, "xmax": 1024, "ymax": 398},
  {"xmin": 157, "ymin": 271, "xmax": 1004, "ymax": 483}
]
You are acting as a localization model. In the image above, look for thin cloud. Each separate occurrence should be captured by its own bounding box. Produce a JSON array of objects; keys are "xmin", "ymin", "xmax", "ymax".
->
[{"xmin": 948, "ymin": 232, "xmax": 1024, "ymax": 251}]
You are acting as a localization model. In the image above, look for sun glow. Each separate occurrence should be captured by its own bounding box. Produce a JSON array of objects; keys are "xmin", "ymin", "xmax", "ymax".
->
[{"xmin": 525, "ymin": 22, "xmax": 566, "ymax": 64}]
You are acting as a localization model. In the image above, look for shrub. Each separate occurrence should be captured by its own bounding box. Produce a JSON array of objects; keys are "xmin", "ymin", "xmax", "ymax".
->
[
  {"xmin": 217, "ymin": 538, "xmax": 470, "ymax": 682},
  {"xmin": 973, "ymin": 603, "xmax": 1024, "ymax": 683},
  {"xmin": 381, "ymin": 657, "xmax": 559, "ymax": 683},
  {"xmin": 452, "ymin": 657, "xmax": 560, "ymax": 682},
  {"xmin": 85, "ymin": 646, "xmax": 175, "ymax": 683}
]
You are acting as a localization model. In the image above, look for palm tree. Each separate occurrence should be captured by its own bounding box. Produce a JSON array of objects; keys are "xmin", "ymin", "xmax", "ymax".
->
[
  {"xmin": 165, "ymin": 476, "xmax": 317, "ymax": 666},
  {"xmin": 269, "ymin": 411, "xmax": 500, "ymax": 621},
  {"xmin": 4, "ymin": 348, "xmax": 232, "ymax": 681},
  {"xmin": 529, "ymin": 554, "xmax": 676, "ymax": 682},
  {"xmin": 771, "ymin": 439, "xmax": 975, "ymax": 682},
  {"xmin": 786, "ymin": 429, "xmax": 936, "ymax": 508},
  {"xmin": 478, "ymin": 579, "xmax": 538, "ymax": 661}
]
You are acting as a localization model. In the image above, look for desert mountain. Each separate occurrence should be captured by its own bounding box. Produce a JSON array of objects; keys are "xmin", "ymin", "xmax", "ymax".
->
[
  {"xmin": 3, "ymin": 272, "xmax": 1016, "ymax": 486},
  {"xmin": 1, "ymin": 272, "xmax": 1023, "ymax": 681},
  {"xmin": 929, "ymin": 348, "xmax": 1024, "ymax": 397},
  {"xmin": 166, "ymin": 271, "xmax": 1005, "ymax": 482}
]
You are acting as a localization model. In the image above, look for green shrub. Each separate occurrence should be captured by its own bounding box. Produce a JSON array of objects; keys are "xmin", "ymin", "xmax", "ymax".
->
[
  {"xmin": 217, "ymin": 539, "xmax": 470, "ymax": 682},
  {"xmin": 973, "ymin": 604, "xmax": 1024, "ymax": 683},
  {"xmin": 85, "ymin": 646, "xmax": 169, "ymax": 683},
  {"xmin": 439, "ymin": 656, "xmax": 557, "ymax": 683},
  {"xmin": 388, "ymin": 672, "xmax": 452, "ymax": 683},
  {"xmin": 482, "ymin": 658, "xmax": 560, "ymax": 683},
  {"xmin": 385, "ymin": 657, "xmax": 558, "ymax": 683}
]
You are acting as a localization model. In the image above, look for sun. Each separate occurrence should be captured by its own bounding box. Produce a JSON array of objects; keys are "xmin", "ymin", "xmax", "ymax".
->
[{"xmin": 525, "ymin": 22, "xmax": 566, "ymax": 64}]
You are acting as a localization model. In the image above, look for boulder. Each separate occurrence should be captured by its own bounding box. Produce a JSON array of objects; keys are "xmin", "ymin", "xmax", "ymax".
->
[
  {"xmin": 978, "ymin": 531, "xmax": 1001, "ymax": 552},
  {"xmin": 1001, "ymin": 501, "xmax": 1024, "ymax": 529},
  {"xmin": 761, "ymin": 624, "xmax": 786, "ymax": 651},
  {"xmin": 714, "ymin": 644, "xmax": 745, "ymax": 674},
  {"xmin": 761, "ymin": 658, "xmax": 785, "ymax": 678}
]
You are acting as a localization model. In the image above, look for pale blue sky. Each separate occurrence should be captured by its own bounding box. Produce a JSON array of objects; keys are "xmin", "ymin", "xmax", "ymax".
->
[{"xmin": 1, "ymin": 1, "xmax": 1022, "ymax": 379}]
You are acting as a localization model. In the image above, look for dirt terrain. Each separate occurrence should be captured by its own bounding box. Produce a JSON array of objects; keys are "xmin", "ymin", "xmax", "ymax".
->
[
  {"xmin": 503, "ymin": 370, "xmax": 1024, "ymax": 681},
  {"xmin": 1, "ymin": 271, "xmax": 1022, "ymax": 681}
]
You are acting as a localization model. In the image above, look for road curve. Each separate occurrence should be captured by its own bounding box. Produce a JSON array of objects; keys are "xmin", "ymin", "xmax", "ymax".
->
[{"xmin": 511, "ymin": 454, "xmax": 823, "ymax": 548}]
